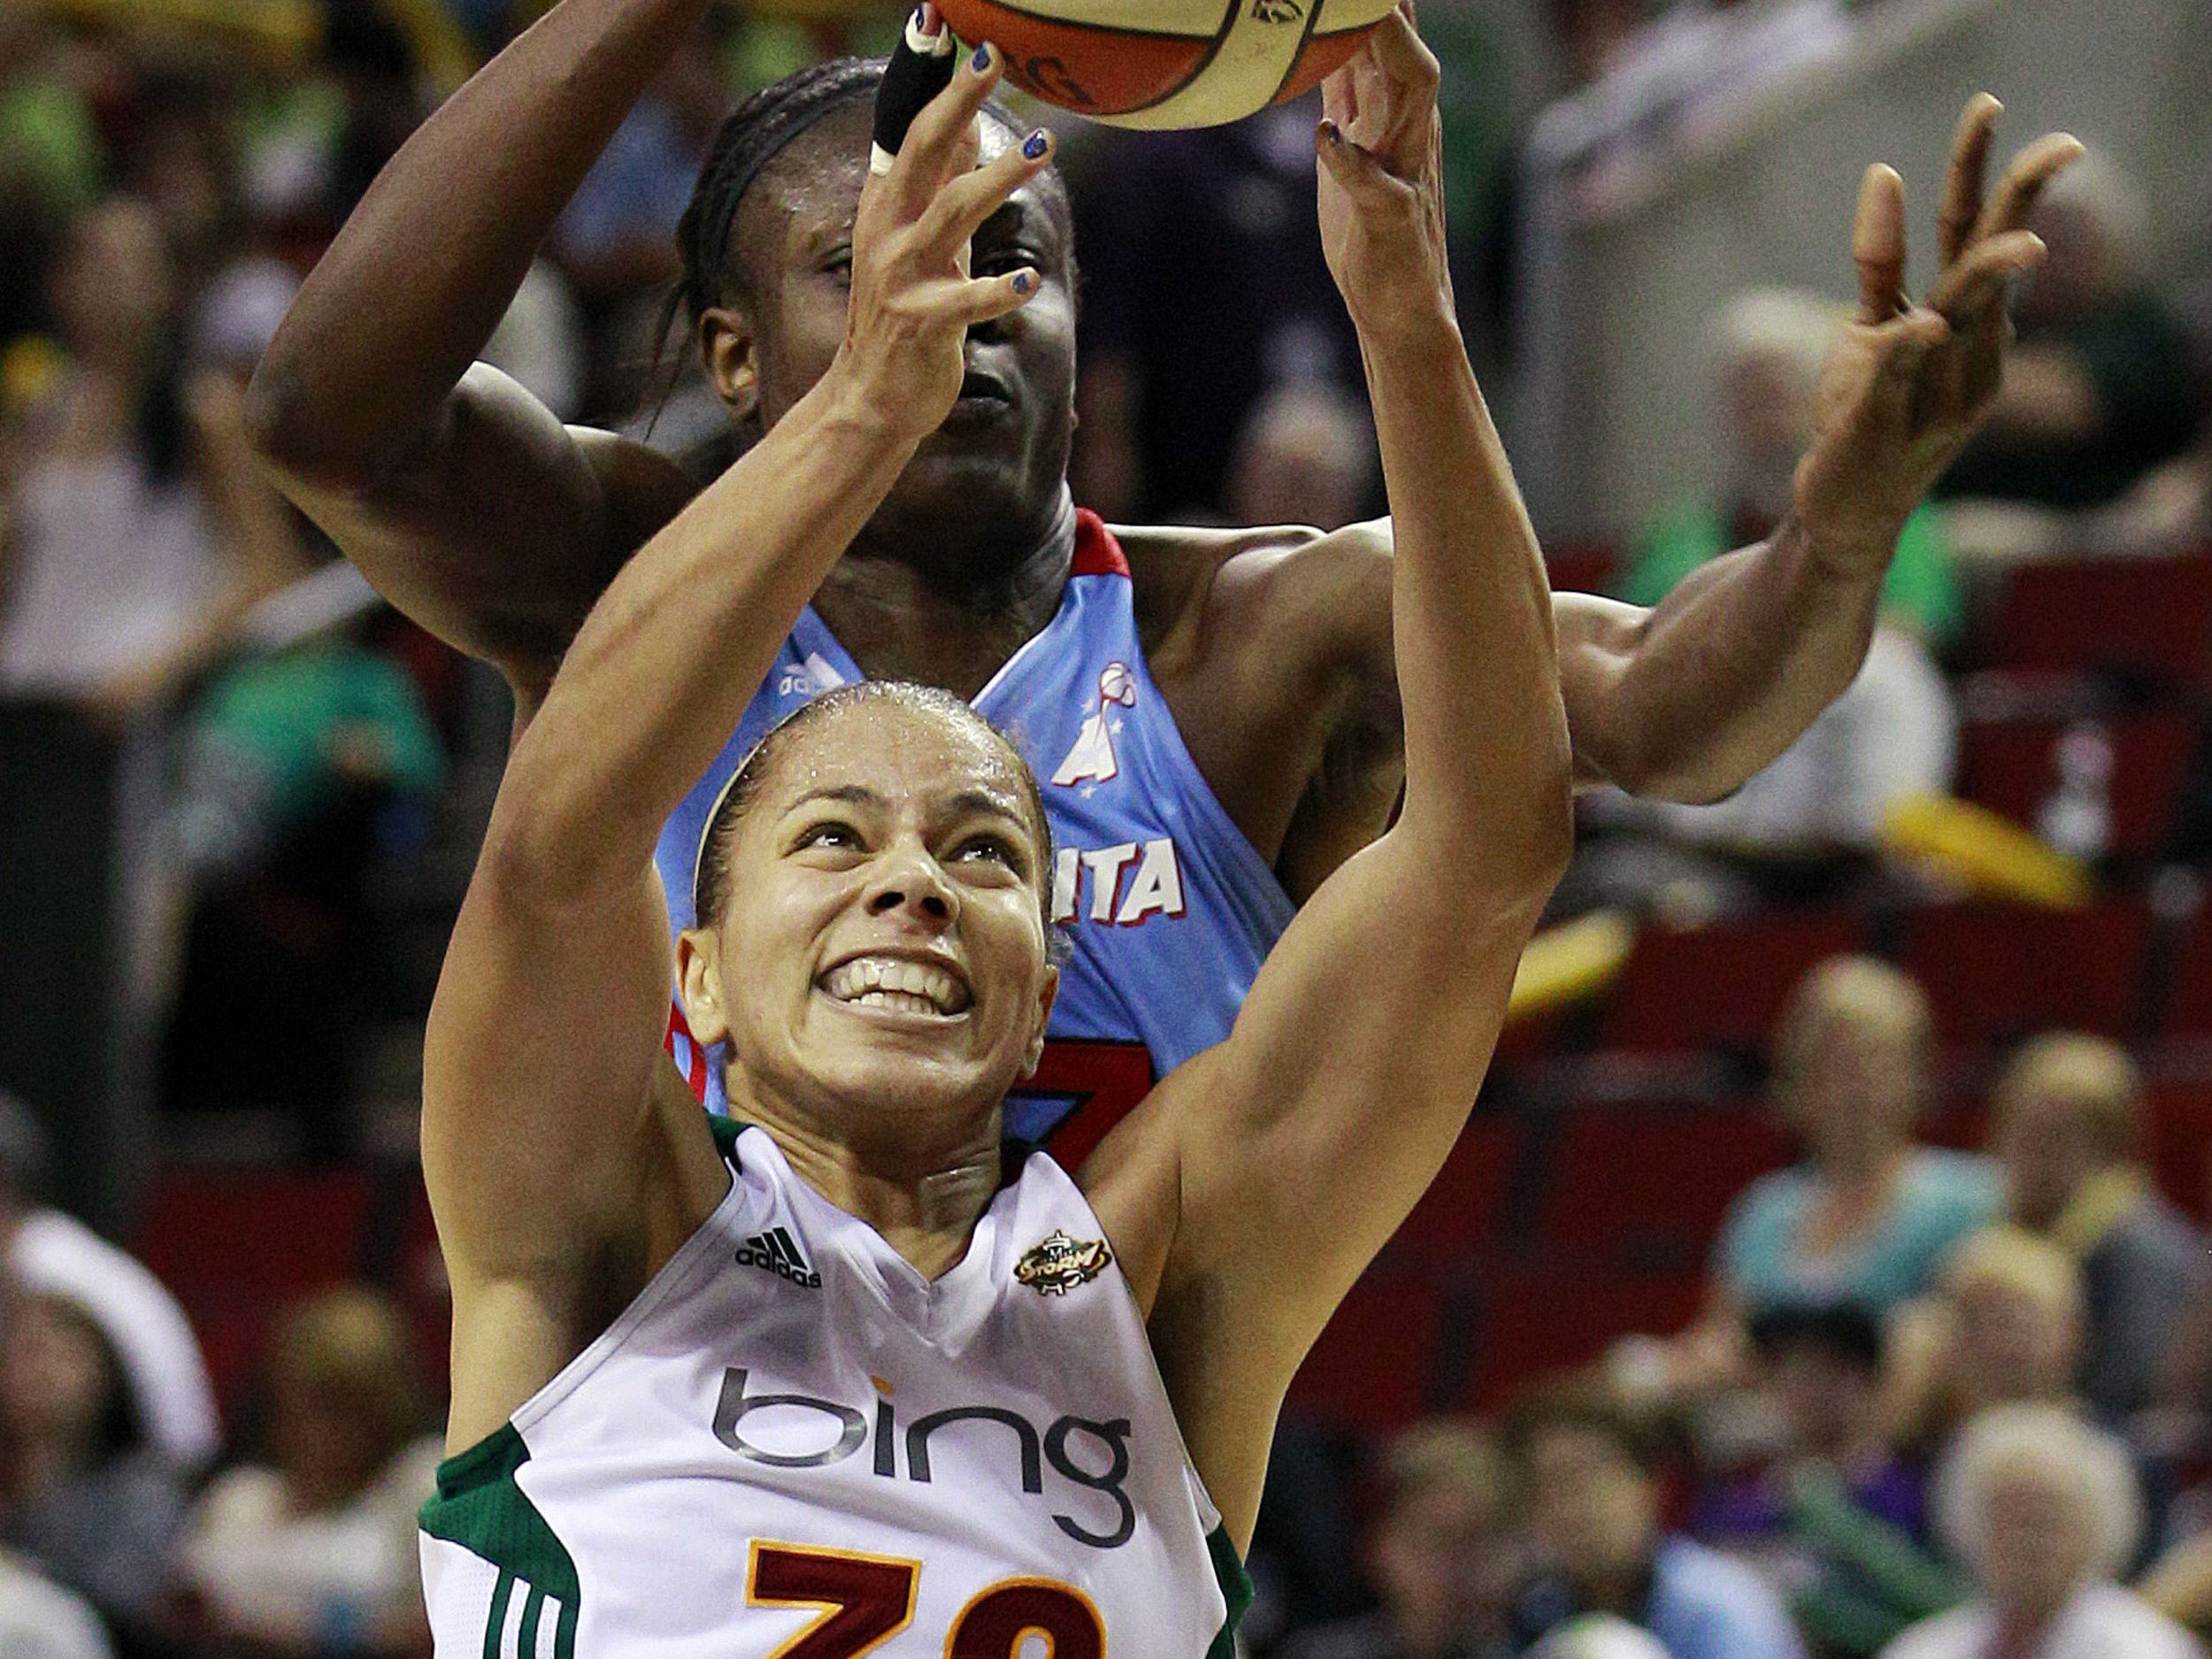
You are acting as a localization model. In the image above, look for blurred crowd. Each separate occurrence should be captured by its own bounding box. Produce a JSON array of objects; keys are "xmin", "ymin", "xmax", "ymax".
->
[
  {"xmin": 1, "ymin": 0, "xmax": 2209, "ymax": 1655},
  {"xmin": 1240, "ymin": 964, "xmax": 2212, "ymax": 1659}
]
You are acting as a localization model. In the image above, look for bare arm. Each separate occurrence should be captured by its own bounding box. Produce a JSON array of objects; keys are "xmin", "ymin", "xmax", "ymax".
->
[
  {"xmin": 424, "ymin": 52, "xmax": 1051, "ymax": 1443},
  {"xmin": 1560, "ymin": 104, "xmax": 2078, "ymax": 801},
  {"xmin": 1090, "ymin": 9, "xmax": 1572, "ymax": 1542},
  {"xmin": 1267, "ymin": 102, "xmax": 2080, "ymax": 826},
  {"xmin": 244, "ymin": 0, "xmax": 706, "ymax": 690}
]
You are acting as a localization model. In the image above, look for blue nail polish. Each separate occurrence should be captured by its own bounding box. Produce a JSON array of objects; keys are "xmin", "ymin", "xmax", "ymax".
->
[
  {"xmin": 1023, "ymin": 129, "xmax": 1048, "ymax": 160},
  {"xmin": 1012, "ymin": 271, "xmax": 1034, "ymax": 294},
  {"xmin": 972, "ymin": 42, "xmax": 992, "ymax": 70}
]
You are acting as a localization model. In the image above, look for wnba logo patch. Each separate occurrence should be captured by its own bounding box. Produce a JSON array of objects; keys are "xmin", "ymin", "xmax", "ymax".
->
[
  {"xmin": 1015, "ymin": 1231, "xmax": 1113, "ymax": 1296},
  {"xmin": 1052, "ymin": 663, "xmax": 1138, "ymax": 788}
]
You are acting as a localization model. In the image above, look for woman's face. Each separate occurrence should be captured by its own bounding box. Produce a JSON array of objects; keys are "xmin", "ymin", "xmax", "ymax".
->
[
  {"xmin": 682, "ymin": 702, "xmax": 1056, "ymax": 1138},
  {"xmin": 1948, "ymin": 1282, "xmax": 2077, "ymax": 1410},
  {"xmin": 1, "ymin": 1297, "xmax": 119, "ymax": 1451},
  {"xmin": 1785, "ymin": 1018, "xmax": 1922, "ymax": 1164},
  {"xmin": 1978, "ymin": 1464, "xmax": 2095, "ymax": 1625},
  {"xmin": 50, "ymin": 198, "xmax": 174, "ymax": 372}
]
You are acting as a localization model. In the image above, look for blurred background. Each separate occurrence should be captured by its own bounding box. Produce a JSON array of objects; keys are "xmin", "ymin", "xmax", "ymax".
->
[{"xmin": 1, "ymin": 0, "xmax": 2210, "ymax": 1655}]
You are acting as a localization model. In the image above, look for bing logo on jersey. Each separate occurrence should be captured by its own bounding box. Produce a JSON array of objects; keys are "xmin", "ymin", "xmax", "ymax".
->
[
  {"xmin": 710, "ymin": 1367, "xmax": 1138, "ymax": 1548},
  {"xmin": 1052, "ymin": 662, "xmax": 1138, "ymax": 789}
]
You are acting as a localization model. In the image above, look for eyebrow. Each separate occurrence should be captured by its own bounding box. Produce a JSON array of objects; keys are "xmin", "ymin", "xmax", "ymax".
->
[
  {"xmin": 782, "ymin": 783, "xmax": 1026, "ymax": 823},
  {"xmin": 947, "ymin": 788, "xmax": 1030, "ymax": 826},
  {"xmin": 784, "ymin": 784, "xmax": 879, "ymax": 812}
]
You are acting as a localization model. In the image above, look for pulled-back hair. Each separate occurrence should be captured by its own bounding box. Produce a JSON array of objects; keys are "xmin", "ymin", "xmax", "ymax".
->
[{"xmin": 691, "ymin": 681, "xmax": 1056, "ymax": 941}]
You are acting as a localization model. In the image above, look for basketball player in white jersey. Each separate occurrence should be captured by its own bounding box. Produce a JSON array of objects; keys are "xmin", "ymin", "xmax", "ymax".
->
[{"xmin": 419, "ymin": 16, "xmax": 1569, "ymax": 1653}]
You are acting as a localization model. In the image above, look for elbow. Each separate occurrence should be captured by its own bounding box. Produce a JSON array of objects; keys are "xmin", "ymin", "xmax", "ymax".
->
[
  {"xmin": 1513, "ymin": 714, "xmax": 1579, "ymax": 903},
  {"xmin": 242, "ymin": 346, "xmax": 373, "ymax": 493},
  {"xmin": 241, "ymin": 351, "xmax": 319, "ymax": 482},
  {"xmin": 473, "ymin": 766, "xmax": 647, "ymax": 918},
  {"xmin": 1523, "ymin": 750, "xmax": 1578, "ymax": 905}
]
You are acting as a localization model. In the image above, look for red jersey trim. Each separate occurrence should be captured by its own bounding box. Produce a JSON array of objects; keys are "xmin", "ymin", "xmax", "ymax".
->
[
  {"xmin": 665, "ymin": 1002, "xmax": 708, "ymax": 1100},
  {"xmin": 1071, "ymin": 509, "xmax": 1131, "ymax": 580}
]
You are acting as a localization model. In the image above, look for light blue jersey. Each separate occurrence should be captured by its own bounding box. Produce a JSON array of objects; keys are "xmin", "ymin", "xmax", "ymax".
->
[{"xmin": 659, "ymin": 511, "xmax": 1298, "ymax": 1160}]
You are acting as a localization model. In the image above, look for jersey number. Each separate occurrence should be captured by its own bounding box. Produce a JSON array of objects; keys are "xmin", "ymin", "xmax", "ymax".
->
[
  {"xmin": 1030, "ymin": 1040, "xmax": 1156, "ymax": 1170},
  {"xmin": 749, "ymin": 1542, "xmax": 1103, "ymax": 1658}
]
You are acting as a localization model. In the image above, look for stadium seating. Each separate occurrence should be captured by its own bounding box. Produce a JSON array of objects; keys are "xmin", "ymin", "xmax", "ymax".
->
[
  {"xmin": 1984, "ymin": 553, "xmax": 2212, "ymax": 688},
  {"xmin": 1458, "ymin": 1256, "xmax": 1706, "ymax": 1413},
  {"xmin": 134, "ymin": 1168, "xmax": 375, "ymax": 1419},
  {"xmin": 2147, "ymin": 1079, "xmax": 2212, "ymax": 1222},
  {"xmin": 1286, "ymin": 1269, "xmax": 1447, "ymax": 1432},
  {"xmin": 1597, "ymin": 911, "xmax": 1863, "ymax": 1054},
  {"xmin": 1956, "ymin": 710, "xmax": 2195, "ymax": 857},
  {"xmin": 1898, "ymin": 897, "xmax": 2152, "ymax": 1049},
  {"xmin": 1535, "ymin": 1100, "xmax": 1794, "ymax": 1259},
  {"xmin": 1387, "ymin": 1114, "xmax": 1520, "ymax": 1266}
]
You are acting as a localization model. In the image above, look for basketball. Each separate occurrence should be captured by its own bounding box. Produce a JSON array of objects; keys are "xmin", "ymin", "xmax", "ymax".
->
[{"xmin": 933, "ymin": 0, "xmax": 1395, "ymax": 128}]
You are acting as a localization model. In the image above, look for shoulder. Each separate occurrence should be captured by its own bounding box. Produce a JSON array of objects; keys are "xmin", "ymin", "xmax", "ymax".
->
[
  {"xmin": 1651, "ymin": 1540, "xmax": 1803, "ymax": 1655},
  {"xmin": 0, "ymin": 1555, "xmax": 110, "ymax": 1659},
  {"xmin": 2070, "ymin": 1584, "xmax": 2205, "ymax": 1656},
  {"xmin": 1115, "ymin": 518, "xmax": 1391, "ymax": 681},
  {"xmin": 1901, "ymin": 1150, "xmax": 2004, "ymax": 1217},
  {"xmin": 1723, "ymin": 1166, "xmax": 1810, "ymax": 1240},
  {"xmin": 1878, "ymin": 1606, "xmax": 1986, "ymax": 1659},
  {"xmin": 2120, "ymin": 1193, "xmax": 2206, "ymax": 1263},
  {"xmin": 187, "ymin": 1464, "xmax": 288, "ymax": 1539},
  {"xmin": 1653, "ymin": 1537, "xmax": 1782, "ymax": 1607}
]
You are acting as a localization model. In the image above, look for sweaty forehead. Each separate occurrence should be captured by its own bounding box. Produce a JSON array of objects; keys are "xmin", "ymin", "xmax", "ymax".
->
[{"xmin": 764, "ymin": 699, "xmax": 1036, "ymax": 820}]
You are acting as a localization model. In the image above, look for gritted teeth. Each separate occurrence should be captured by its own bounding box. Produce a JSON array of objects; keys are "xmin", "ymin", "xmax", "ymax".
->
[{"xmin": 820, "ymin": 955, "xmax": 971, "ymax": 1015}]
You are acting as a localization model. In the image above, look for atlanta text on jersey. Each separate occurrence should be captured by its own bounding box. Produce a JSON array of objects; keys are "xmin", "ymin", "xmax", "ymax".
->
[{"xmin": 1049, "ymin": 836, "xmax": 1187, "ymax": 926}]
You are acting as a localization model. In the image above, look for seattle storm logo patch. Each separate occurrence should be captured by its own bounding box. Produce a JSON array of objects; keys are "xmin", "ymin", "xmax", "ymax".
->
[{"xmin": 1016, "ymin": 1230, "xmax": 1113, "ymax": 1296}]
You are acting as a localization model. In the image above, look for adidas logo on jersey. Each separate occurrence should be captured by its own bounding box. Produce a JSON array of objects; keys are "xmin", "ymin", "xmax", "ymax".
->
[{"xmin": 736, "ymin": 1226, "xmax": 821, "ymax": 1289}]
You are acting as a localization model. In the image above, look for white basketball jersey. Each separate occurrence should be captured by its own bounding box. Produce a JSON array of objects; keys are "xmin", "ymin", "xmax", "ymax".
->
[{"xmin": 420, "ymin": 1122, "xmax": 1250, "ymax": 1657}]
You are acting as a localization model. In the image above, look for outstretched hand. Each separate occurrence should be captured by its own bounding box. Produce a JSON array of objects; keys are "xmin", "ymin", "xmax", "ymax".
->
[
  {"xmin": 1315, "ymin": 1, "xmax": 1455, "ymax": 340},
  {"xmin": 840, "ymin": 16, "xmax": 1053, "ymax": 437},
  {"xmin": 1794, "ymin": 97, "xmax": 2083, "ymax": 551}
]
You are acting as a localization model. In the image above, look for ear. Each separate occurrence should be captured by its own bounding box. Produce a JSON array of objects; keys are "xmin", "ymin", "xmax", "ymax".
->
[
  {"xmin": 699, "ymin": 305, "xmax": 761, "ymax": 425},
  {"xmin": 1018, "ymin": 962, "xmax": 1060, "ymax": 1080},
  {"xmin": 676, "ymin": 926, "xmax": 733, "ymax": 1048}
]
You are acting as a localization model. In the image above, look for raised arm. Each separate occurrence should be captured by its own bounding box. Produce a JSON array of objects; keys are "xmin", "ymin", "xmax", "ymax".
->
[
  {"xmin": 1093, "ymin": 6, "xmax": 1571, "ymax": 1540},
  {"xmin": 424, "ymin": 48, "xmax": 1054, "ymax": 1445},
  {"xmin": 244, "ymin": 0, "xmax": 705, "ymax": 693},
  {"xmin": 1559, "ymin": 101, "xmax": 2079, "ymax": 802}
]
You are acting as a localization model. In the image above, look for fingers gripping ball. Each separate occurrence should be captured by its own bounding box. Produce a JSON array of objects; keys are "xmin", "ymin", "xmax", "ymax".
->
[
  {"xmin": 933, "ymin": 0, "xmax": 1394, "ymax": 127},
  {"xmin": 873, "ymin": 6, "xmax": 961, "ymax": 174}
]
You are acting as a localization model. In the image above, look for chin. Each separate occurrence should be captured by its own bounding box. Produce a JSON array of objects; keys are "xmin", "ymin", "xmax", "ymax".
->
[{"xmin": 806, "ymin": 1038, "xmax": 1009, "ymax": 1128}]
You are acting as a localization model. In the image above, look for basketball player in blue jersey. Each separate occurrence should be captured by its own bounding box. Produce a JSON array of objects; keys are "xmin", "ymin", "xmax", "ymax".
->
[
  {"xmin": 248, "ymin": 0, "xmax": 2077, "ymax": 1148},
  {"xmin": 419, "ymin": 27, "xmax": 1565, "ymax": 1650}
]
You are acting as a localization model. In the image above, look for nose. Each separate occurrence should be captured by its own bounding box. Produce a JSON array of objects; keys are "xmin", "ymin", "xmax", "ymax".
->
[{"xmin": 861, "ymin": 841, "xmax": 959, "ymax": 927}]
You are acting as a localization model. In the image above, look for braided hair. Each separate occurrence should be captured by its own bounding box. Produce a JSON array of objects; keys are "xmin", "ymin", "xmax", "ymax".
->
[
  {"xmin": 652, "ymin": 56, "xmax": 1035, "ymax": 434},
  {"xmin": 674, "ymin": 57, "xmax": 885, "ymax": 333}
]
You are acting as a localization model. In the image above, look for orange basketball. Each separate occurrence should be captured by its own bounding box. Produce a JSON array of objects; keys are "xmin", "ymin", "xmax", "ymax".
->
[{"xmin": 936, "ymin": 0, "xmax": 1391, "ymax": 128}]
